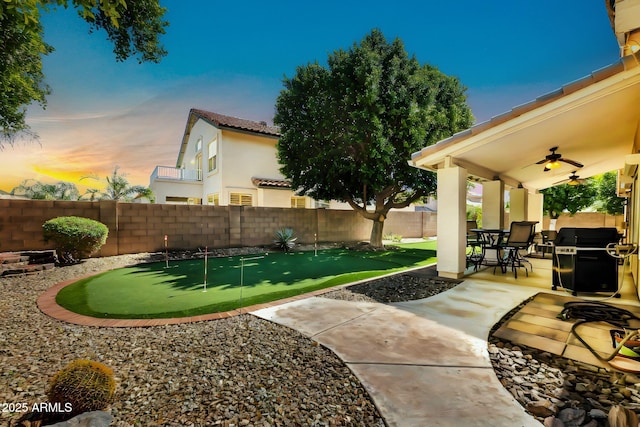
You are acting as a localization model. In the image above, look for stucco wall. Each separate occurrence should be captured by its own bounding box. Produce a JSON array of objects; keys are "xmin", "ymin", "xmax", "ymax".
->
[{"xmin": 0, "ymin": 199, "xmax": 436, "ymax": 256}]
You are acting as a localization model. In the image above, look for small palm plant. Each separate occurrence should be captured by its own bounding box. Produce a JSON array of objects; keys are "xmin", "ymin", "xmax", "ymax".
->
[{"xmin": 273, "ymin": 228, "xmax": 297, "ymax": 252}]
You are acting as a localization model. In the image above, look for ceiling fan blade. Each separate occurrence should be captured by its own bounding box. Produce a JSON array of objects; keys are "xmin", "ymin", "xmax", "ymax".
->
[
  {"xmin": 535, "ymin": 159, "xmax": 548, "ymax": 165},
  {"xmin": 553, "ymin": 178, "xmax": 569, "ymax": 185},
  {"xmin": 560, "ymin": 158, "xmax": 584, "ymax": 168}
]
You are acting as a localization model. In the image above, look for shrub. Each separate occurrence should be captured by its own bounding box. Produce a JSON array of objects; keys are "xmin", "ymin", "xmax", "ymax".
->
[
  {"xmin": 383, "ymin": 232, "xmax": 403, "ymax": 243},
  {"xmin": 46, "ymin": 359, "xmax": 116, "ymax": 419},
  {"xmin": 43, "ymin": 216, "xmax": 108, "ymax": 263},
  {"xmin": 273, "ymin": 228, "xmax": 297, "ymax": 252}
]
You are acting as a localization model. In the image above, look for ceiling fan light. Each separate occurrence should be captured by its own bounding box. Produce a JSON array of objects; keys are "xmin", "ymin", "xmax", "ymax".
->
[
  {"xmin": 545, "ymin": 160, "xmax": 561, "ymax": 170},
  {"xmin": 567, "ymin": 179, "xmax": 580, "ymax": 186}
]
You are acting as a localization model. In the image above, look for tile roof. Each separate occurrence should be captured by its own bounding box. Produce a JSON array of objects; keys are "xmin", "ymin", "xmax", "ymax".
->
[
  {"xmin": 411, "ymin": 53, "xmax": 639, "ymax": 164},
  {"xmin": 191, "ymin": 108, "xmax": 280, "ymax": 137},
  {"xmin": 251, "ymin": 177, "xmax": 291, "ymax": 188}
]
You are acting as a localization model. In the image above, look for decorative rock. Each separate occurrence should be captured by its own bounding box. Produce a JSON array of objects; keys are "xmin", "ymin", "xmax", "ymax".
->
[
  {"xmin": 557, "ymin": 407, "xmax": 586, "ymax": 427},
  {"xmin": 588, "ymin": 408, "xmax": 607, "ymax": 419},
  {"xmin": 609, "ymin": 405, "xmax": 639, "ymax": 427},
  {"xmin": 526, "ymin": 400, "xmax": 557, "ymax": 418},
  {"xmin": 46, "ymin": 411, "xmax": 113, "ymax": 427},
  {"xmin": 543, "ymin": 416, "xmax": 565, "ymax": 427}
]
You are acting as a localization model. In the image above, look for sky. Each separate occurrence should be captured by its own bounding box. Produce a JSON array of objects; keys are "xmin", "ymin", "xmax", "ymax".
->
[{"xmin": 0, "ymin": 1, "xmax": 621, "ymax": 194}]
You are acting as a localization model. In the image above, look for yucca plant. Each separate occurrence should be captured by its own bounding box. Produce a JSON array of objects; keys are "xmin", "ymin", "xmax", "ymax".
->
[{"xmin": 273, "ymin": 228, "xmax": 297, "ymax": 252}]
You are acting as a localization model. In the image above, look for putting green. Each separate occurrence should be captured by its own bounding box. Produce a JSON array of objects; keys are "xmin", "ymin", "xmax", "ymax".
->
[{"xmin": 56, "ymin": 241, "xmax": 437, "ymax": 319}]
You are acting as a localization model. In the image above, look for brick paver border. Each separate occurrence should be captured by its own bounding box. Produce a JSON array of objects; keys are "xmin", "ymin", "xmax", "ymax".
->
[{"xmin": 37, "ymin": 273, "xmax": 336, "ymax": 328}]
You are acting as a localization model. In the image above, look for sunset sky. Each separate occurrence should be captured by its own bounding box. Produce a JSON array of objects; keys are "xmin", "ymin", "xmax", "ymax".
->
[{"xmin": 0, "ymin": 1, "xmax": 620, "ymax": 194}]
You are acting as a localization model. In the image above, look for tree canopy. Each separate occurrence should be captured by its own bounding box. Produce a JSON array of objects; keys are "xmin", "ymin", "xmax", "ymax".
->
[
  {"xmin": 10, "ymin": 167, "xmax": 154, "ymax": 202},
  {"xmin": 594, "ymin": 171, "xmax": 625, "ymax": 215},
  {"xmin": 541, "ymin": 179, "xmax": 597, "ymax": 219},
  {"xmin": 101, "ymin": 166, "xmax": 155, "ymax": 202},
  {"xmin": 275, "ymin": 29, "xmax": 473, "ymax": 247},
  {"xmin": 0, "ymin": 0, "xmax": 168, "ymax": 146},
  {"xmin": 540, "ymin": 171, "xmax": 625, "ymax": 219},
  {"xmin": 11, "ymin": 179, "xmax": 80, "ymax": 200}
]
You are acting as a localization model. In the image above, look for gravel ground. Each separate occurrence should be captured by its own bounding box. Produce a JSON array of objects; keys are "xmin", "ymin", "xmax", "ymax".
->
[
  {"xmin": 2, "ymin": 249, "xmax": 637, "ymax": 426},
  {"xmin": 1, "ymin": 252, "xmax": 384, "ymax": 427}
]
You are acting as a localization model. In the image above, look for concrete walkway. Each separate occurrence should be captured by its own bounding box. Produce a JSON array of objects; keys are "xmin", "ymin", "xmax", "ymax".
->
[
  {"xmin": 39, "ymin": 252, "xmax": 561, "ymax": 426},
  {"xmin": 252, "ymin": 277, "xmax": 544, "ymax": 427}
]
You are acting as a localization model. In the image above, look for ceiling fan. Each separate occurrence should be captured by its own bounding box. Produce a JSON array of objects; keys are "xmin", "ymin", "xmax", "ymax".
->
[
  {"xmin": 554, "ymin": 171, "xmax": 584, "ymax": 186},
  {"xmin": 536, "ymin": 146, "xmax": 584, "ymax": 171}
]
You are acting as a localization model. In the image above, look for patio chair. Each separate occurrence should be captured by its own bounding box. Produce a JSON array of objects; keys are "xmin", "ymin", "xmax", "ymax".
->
[
  {"xmin": 500, "ymin": 221, "xmax": 537, "ymax": 278},
  {"xmin": 466, "ymin": 220, "xmax": 483, "ymax": 270},
  {"xmin": 536, "ymin": 230, "xmax": 557, "ymax": 258}
]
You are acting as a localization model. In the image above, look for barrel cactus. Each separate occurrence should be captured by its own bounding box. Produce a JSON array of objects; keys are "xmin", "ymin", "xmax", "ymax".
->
[{"xmin": 46, "ymin": 359, "xmax": 116, "ymax": 417}]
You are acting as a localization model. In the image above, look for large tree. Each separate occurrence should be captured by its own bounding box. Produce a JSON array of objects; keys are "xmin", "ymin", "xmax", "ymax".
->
[
  {"xmin": 0, "ymin": 0, "xmax": 168, "ymax": 147},
  {"xmin": 594, "ymin": 171, "xmax": 625, "ymax": 215},
  {"xmin": 275, "ymin": 29, "xmax": 473, "ymax": 247},
  {"xmin": 541, "ymin": 180, "xmax": 597, "ymax": 219}
]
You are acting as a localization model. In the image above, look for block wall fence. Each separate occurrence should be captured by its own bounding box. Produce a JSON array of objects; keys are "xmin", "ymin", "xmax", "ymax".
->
[
  {"xmin": 0, "ymin": 199, "xmax": 437, "ymax": 256},
  {"xmin": 1, "ymin": 199, "xmax": 621, "ymax": 257}
]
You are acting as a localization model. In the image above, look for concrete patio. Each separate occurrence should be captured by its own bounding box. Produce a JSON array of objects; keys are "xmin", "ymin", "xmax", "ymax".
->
[{"xmin": 252, "ymin": 256, "xmax": 638, "ymax": 427}]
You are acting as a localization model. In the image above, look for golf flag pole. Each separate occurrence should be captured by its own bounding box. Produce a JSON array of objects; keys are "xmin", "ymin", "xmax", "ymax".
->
[
  {"xmin": 164, "ymin": 235, "xmax": 168, "ymax": 268},
  {"xmin": 314, "ymin": 233, "xmax": 317, "ymax": 257},
  {"xmin": 239, "ymin": 255, "xmax": 265, "ymax": 314},
  {"xmin": 203, "ymin": 246, "xmax": 208, "ymax": 292}
]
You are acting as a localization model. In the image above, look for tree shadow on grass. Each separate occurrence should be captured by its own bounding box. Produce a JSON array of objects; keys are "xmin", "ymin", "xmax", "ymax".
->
[
  {"xmin": 123, "ymin": 248, "xmax": 437, "ymax": 292},
  {"xmin": 58, "ymin": 248, "xmax": 437, "ymax": 319}
]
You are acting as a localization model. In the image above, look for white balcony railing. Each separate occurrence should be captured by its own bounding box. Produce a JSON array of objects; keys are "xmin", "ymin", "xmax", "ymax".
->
[{"xmin": 151, "ymin": 166, "xmax": 202, "ymax": 182}]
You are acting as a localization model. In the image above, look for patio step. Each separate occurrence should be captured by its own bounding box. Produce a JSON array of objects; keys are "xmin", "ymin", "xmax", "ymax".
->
[{"xmin": 0, "ymin": 250, "xmax": 57, "ymax": 277}]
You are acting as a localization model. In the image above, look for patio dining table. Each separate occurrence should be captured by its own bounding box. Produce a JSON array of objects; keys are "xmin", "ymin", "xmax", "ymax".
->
[{"xmin": 470, "ymin": 228, "xmax": 510, "ymax": 271}]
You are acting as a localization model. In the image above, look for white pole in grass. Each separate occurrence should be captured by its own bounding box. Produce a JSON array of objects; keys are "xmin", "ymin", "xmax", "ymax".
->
[
  {"xmin": 164, "ymin": 235, "xmax": 169, "ymax": 268},
  {"xmin": 314, "ymin": 233, "xmax": 317, "ymax": 257},
  {"xmin": 239, "ymin": 255, "xmax": 265, "ymax": 314},
  {"xmin": 202, "ymin": 246, "xmax": 208, "ymax": 292}
]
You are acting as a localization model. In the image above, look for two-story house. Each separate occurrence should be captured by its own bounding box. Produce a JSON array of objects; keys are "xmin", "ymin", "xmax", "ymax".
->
[{"xmin": 150, "ymin": 109, "xmax": 318, "ymax": 207}]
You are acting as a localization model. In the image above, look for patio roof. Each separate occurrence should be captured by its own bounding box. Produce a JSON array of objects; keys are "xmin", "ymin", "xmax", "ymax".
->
[{"xmin": 410, "ymin": 52, "xmax": 640, "ymax": 190}]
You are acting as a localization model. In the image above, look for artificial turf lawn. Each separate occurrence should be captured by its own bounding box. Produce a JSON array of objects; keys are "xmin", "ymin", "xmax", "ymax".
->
[{"xmin": 56, "ymin": 240, "xmax": 437, "ymax": 319}]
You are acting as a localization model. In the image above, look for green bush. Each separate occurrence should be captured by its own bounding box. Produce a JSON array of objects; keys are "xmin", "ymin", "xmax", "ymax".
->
[
  {"xmin": 273, "ymin": 228, "xmax": 297, "ymax": 252},
  {"xmin": 43, "ymin": 216, "xmax": 108, "ymax": 263}
]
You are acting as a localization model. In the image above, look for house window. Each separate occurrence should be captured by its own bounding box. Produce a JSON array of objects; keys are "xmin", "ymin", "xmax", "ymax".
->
[
  {"xmin": 229, "ymin": 193, "xmax": 252, "ymax": 206},
  {"xmin": 291, "ymin": 196, "xmax": 306, "ymax": 208},
  {"xmin": 166, "ymin": 196, "xmax": 202, "ymax": 205},
  {"xmin": 195, "ymin": 137, "xmax": 202, "ymax": 152},
  {"xmin": 208, "ymin": 138, "xmax": 217, "ymax": 172},
  {"xmin": 207, "ymin": 193, "xmax": 219, "ymax": 205}
]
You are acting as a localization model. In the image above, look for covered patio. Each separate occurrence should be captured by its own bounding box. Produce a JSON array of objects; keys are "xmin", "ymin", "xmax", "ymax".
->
[
  {"xmin": 409, "ymin": 48, "xmax": 640, "ymax": 295},
  {"xmin": 407, "ymin": 2, "xmax": 640, "ymax": 391},
  {"xmin": 466, "ymin": 254, "xmax": 639, "ymax": 369}
]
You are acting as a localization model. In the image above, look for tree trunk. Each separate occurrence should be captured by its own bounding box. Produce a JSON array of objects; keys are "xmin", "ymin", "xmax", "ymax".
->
[{"xmin": 369, "ymin": 218, "xmax": 385, "ymax": 248}]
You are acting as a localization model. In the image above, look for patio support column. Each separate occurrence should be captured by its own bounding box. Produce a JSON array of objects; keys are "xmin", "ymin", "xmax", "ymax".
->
[
  {"xmin": 482, "ymin": 180, "xmax": 504, "ymax": 229},
  {"xmin": 509, "ymin": 187, "xmax": 529, "ymax": 224},
  {"xmin": 436, "ymin": 160, "xmax": 467, "ymax": 279},
  {"xmin": 528, "ymin": 191, "xmax": 544, "ymax": 232}
]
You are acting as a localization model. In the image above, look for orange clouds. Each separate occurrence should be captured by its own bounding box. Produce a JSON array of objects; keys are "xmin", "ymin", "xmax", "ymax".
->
[{"xmin": 0, "ymin": 75, "xmax": 278, "ymax": 194}]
